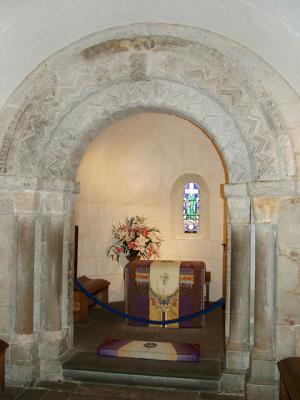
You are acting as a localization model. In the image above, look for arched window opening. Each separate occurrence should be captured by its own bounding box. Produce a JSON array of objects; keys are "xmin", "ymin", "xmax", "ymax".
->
[
  {"xmin": 171, "ymin": 174, "xmax": 209, "ymax": 239},
  {"xmin": 183, "ymin": 182, "xmax": 200, "ymax": 233}
]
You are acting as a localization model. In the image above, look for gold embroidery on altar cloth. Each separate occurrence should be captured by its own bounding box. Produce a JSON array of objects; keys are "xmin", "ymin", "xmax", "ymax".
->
[{"xmin": 149, "ymin": 261, "xmax": 181, "ymax": 328}]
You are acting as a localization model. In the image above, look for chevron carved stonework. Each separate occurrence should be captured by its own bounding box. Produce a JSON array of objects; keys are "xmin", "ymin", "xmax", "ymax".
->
[
  {"xmin": 41, "ymin": 80, "xmax": 252, "ymax": 183},
  {"xmin": 0, "ymin": 30, "xmax": 296, "ymax": 184}
]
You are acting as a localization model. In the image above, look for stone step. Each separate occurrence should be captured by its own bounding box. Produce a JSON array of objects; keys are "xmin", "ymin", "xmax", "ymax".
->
[{"xmin": 62, "ymin": 351, "xmax": 222, "ymax": 392}]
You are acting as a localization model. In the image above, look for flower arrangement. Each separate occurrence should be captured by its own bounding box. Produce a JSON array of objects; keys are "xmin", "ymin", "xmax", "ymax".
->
[{"xmin": 107, "ymin": 216, "xmax": 162, "ymax": 261}]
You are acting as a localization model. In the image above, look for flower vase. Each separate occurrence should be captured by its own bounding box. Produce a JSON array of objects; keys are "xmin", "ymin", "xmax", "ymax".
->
[{"xmin": 126, "ymin": 249, "xmax": 140, "ymax": 262}]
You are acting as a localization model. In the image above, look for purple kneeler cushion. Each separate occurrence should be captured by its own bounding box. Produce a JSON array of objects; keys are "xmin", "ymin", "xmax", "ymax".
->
[{"xmin": 97, "ymin": 338, "xmax": 200, "ymax": 362}]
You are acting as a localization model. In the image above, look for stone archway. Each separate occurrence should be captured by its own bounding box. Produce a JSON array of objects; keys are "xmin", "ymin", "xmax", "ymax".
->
[{"xmin": 0, "ymin": 23, "xmax": 299, "ymax": 399}]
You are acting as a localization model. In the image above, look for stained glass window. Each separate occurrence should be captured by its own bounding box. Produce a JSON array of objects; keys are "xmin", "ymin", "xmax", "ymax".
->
[{"xmin": 183, "ymin": 182, "xmax": 199, "ymax": 233}]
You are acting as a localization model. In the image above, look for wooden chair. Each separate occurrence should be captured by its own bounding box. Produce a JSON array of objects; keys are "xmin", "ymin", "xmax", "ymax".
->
[
  {"xmin": 205, "ymin": 271, "xmax": 211, "ymax": 305},
  {"xmin": 277, "ymin": 357, "xmax": 300, "ymax": 400},
  {"xmin": 73, "ymin": 226, "xmax": 110, "ymax": 323},
  {"xmin": 74, "ymin": 275, "xmax": 110, "ymax": 323},
  {"xmin": 0, "ymin": 340, "xmax": 9, "ymax": 391}
]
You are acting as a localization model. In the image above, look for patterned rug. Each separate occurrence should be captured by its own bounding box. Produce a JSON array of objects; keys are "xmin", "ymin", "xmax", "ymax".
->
[{"xmin": 97, "ymin": 339, "xmax": 200, "ymax": 362}]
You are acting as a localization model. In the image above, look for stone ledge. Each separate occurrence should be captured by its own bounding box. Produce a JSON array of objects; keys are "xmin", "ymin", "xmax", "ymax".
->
[
  {"xmin": 224, "ymin": 184, "xmax": 248, "ymax": 198},
  {"xmin": 248, "ymin": 180, "xmax": 300, "ymax": 197}
]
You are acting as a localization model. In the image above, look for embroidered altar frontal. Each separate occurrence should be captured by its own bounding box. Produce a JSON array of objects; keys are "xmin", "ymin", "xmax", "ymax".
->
[
  {"xmin": 125, "ymin": 260, "xmax": 206, "ymax": 328},
  {"xmin": 98, "ymin": 339, "xmax": 200, "ymax": 362}
]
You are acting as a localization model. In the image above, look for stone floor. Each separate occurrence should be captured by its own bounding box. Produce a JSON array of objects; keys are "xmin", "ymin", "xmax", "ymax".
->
[
  {"xmin": 2, "ymin": 304, "xmax": 230, "ymax": 399},
  {"xmin": 1, "ymin": 381, "xmax": 243, "ymax": 399},
  {"xmin": 67, "ymin": 302, "xmax": 225, "ymax": 381},
  {"xmin": 74, "ymin": 303, "xmax": 225, "ymax": 353}
]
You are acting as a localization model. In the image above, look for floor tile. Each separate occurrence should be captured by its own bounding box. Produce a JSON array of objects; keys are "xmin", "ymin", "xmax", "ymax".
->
[
  {"xmin": 40, "ymin": 391, "xmax": 72, "ymax": 400},
  {"xmin": 34, "ymin": 380, "xmax": 78, "ymax": 393},
  {"xmin": 70, "ymin": 395, "xmax": 104, "ymax": 400},
  {"xmin": 0, "ymin": 386, "xmax": 25, "ymax": 400},
  {"xmin": 75, "ymin": 383, "xmax": 202, "ymax": 400},
  {"xmin": 15, "ymin": 388, "xmax": 47, "ymax": 400},
  {"xmin": 1, "ymin": 383, "xmax": 245, "ymax": 400}
]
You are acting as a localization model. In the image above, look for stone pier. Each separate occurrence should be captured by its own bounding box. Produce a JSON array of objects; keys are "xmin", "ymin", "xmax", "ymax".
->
[
  {"xmin": 15, "ymin": 216, "xmax": 36, "ymax": 335},
  {"xmin": 0, "ymin": 176, "xmax": 79, "ymax": 382}
]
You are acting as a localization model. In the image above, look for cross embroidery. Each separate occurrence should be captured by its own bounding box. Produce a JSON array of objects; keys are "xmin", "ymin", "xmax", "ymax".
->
[{"xmin": 160, "ymin": 272, "xmax": 169, "ymax": 286}]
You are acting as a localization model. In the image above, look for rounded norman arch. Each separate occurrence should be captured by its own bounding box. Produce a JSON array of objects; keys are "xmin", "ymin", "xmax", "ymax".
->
[{"xmin": 0, "ymin": 23, "xmax": 298, "ymax": 183}]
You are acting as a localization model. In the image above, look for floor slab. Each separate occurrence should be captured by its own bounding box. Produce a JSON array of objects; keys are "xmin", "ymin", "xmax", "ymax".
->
[{"xmin": 63, "ymin": 302, "xmax": 225, "ymax": 390}]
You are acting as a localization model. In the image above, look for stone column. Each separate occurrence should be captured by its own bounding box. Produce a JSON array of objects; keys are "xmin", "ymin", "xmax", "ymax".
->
[
  {"xmin": 12, "ymin": 189, "xmax": 43, "ymax": 334},
  {"xmin": 45, "ymin": 215, "xmax": 64, "ymax": 332},
  {"xmin": 0, "ymin": 187, "xmax": 15, "ymax": 345},
  {"xmin": 246, "ymin": 197, "xmax": 278, "ymax": 400},
  {"xmin": 222, "ymin": 184, "xmax": 251, "ymax": 396},
  {"xmin": 226, "ymin": 186, "xmax": 251, "ymax": 359},
  {"xmin": 11, "ymin": 190, "xmax": 43, "ymax": 382},
  {"xmin": 15, "ymin": 216, "xmax": 36, "ymax": 334},
  {"xmin": 39, "ymin": 179, "xmax": 79, "ymax": 380}
]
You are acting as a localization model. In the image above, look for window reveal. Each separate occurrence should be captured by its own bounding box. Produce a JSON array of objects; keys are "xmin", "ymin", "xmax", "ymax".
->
[{"xmin": 183, "ymin": 182, "xmax": 200, "ymax": 233}]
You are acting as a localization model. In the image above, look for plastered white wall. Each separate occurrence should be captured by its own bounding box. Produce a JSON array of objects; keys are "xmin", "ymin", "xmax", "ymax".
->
[
  {"xmin": 1, "ymin": 0, "xmax": 300, "ymax": 110},
  {"xmin": 75, "ymin": 113, "xmax": 225, "ymax": 302}
]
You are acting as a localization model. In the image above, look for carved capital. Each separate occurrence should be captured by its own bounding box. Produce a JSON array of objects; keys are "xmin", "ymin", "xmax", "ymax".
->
[
  {"xmin": 13, "ymin": 191, "xmax": 42, "ymax": 213},
  {"xmin": 227, "ymin": 197, "xmax": 250, "ymax": 224},
  {"xmin": 252, "ymin": 197, "xmax": 279, "ymax": 224},
  {"xmin": 224, "ymin": 184, "xmax": 250, "ymax": 224}
]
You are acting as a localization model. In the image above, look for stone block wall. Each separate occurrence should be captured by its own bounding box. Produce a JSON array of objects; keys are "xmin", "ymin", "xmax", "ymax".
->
[
  {"xmin": 75, "ymin": 112, "xmax": 225, "ymax": 302},
  {"xmin": 276, "ymin": 198, "xmax": 300, "ymax": 363}
]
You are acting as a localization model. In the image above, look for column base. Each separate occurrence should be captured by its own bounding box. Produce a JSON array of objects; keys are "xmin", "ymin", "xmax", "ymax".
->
[
  {"xmin": 6, "ymin": 334, "xmax": 40, "ymax": 384},
  {"xmin": 39, "ymin": 330, "xmax": 72, "ymax": 381},
  {"xmin": 226, "ymin": 342, "xmax": 249, "ymax": 369},
  {"xmin": 250, "ymin": 357, "xmax": 276, "ymax": 381},
  {"xmin": 6, "ymin": 362, "xmax": 40, "ymax": 385},
  {"xmin": 40, "ymin": 358, "xmax": 64, "ymax": 381},
  {"xmin": 9, "ymin": 334, "xmax": 39, "ymax": 363},
  {"xmin": 246, "ymin": 378, "xmax": 278, "ymax": 400},
  {"xmin": 221, "ymin": 368, "xmax": 247, "ymax": 396},
  {"xmin": 251, "ymin": 347, "xmax": 274, "ymax": 360},
  {"xmin": 39, "ymin": 330, "xmax": 69, "ymax": 359}
]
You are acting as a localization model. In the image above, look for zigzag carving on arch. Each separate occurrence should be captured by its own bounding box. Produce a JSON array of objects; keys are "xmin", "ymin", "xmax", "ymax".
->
[
  {"xmin": 39, "ymin": 80, "xmax": 252, "ymax": 183},
  {"xmin": 0, "ymin": 38, "xmax": 288, "ymax": 182}
]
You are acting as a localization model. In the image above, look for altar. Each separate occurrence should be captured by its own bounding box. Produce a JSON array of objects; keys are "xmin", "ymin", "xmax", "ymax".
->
[{"xmin": 124, "ymin": 260, "xmax": 206, "ymax": 328}]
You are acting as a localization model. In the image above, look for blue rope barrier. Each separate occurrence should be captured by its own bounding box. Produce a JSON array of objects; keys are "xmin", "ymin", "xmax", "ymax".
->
[{"xmin": 74, "ymin": 279, "xmax": 225, "ymax": 326}]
